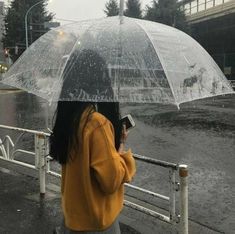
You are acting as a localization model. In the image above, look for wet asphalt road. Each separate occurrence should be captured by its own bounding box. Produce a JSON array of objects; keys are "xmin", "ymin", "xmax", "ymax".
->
[{"xmin": 0, "ymin": 90, "xmax": 234, "ymax": 233}]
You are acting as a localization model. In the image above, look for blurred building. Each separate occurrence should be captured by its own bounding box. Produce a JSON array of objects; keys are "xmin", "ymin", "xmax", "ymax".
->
[{"xmin": 180, "ymin": 0, "xmax": 235, "ymax": 82}]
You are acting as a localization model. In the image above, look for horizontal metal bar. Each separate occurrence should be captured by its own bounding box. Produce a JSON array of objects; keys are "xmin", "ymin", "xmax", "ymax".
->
[
  {"xmin": 134, "ymin": 154, "xmax": 178, "ymax": 170},
  {"xmin": 0, "ymin": 125, "xmax": 50, "ymax": 137},
  {"xmin": 124, "ymin": 200, "xmax": 170, "ymax": 223},
  {"xmin": 0, "ymin": 157, "xmax": 36, "ymax": 169},
  {"xmin": 125, "ymin": 183, "xmax": 169, "ymax": 201},
  {"xmin": 48, "ymin": 171, "xmax": 168, "ymax": 203},
  {"xmin": 49, "ymin": 172, "xmax": 170, "ymax": 201},
  {"xmin": 13, "ymin": 149, "xmax": 35, "ymax": 156},
  {"xmin": 47, "ymin": 170, "xmax": 61, "ymax": 178}
]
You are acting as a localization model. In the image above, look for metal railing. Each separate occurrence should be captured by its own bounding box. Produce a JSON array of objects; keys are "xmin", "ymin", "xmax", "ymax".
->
[{"xmin": 0, "ymin": 125, "xmax": 188, "ymax": 234}]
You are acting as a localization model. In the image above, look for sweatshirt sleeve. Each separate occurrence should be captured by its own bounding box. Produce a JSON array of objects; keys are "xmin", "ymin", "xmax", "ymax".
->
[{"xmin": 90, "ymin": 120, "xmax": 136, "ymax": 194}]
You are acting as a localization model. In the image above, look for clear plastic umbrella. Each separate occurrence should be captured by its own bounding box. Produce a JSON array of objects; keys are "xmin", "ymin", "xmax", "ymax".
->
[{"xmin": 1, "ymin": 16, "xmax": 234, "ymax": 107}]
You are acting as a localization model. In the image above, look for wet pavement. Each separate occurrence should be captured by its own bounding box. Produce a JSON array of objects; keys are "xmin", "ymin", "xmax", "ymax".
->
[
  {"xmin": 0, "ymin": 90, "xmax": 235, "ymax": 233},
  {"xmin": 0, "ymin": 166, "xmax": 62, "ymax": 234},
  {"xmin": 124, "ymin": 95, "xmax": 235, "ymax": 233}
]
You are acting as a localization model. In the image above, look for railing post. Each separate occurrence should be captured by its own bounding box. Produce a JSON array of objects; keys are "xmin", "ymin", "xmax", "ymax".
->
[
  {"xmin": 169, "ymin": 168, "xmax": 176, "ymax": 222},
  {"xmin": 35, "ymin": 134, "xmax": 47, "ymax": 196},
  {"xmin": 179, "ymin": 164, "xmax": 189, "ymax": 234}
]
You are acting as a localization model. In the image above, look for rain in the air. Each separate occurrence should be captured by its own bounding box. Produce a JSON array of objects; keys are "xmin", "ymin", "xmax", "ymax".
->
[{"xmin": 0, "ymin": 0, "xmax": 234, "ymax": 233}]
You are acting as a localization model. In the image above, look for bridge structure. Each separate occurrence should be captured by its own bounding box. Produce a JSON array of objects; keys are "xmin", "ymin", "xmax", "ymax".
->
[{"xmin": 180, "ymin": 0, "xmax": 235, "ymax": 81}]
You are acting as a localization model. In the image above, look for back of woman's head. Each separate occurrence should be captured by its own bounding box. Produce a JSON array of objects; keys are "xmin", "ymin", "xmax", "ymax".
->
[
  {"xmin": 60, "ymin": 49, "xmax": 113, "ymax": 101},
  {"xmin": 50, "ymin": 49, "xmax": 121, "ymax": 164},
  {"xmin": 49, "ymin": 101, "xmax": 91, "ymax": 164}
]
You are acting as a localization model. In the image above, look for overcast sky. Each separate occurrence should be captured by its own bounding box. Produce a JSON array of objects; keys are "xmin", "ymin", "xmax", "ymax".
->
[
  {"xmin": 47, "ymin": 0, "xmax": 152, "ymax": 24},
  {"xmin": 2, "ymin": 0, "xmax": 153, "ymax": 24}
]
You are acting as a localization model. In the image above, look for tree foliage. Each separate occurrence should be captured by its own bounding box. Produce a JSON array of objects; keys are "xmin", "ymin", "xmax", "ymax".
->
[
  {"xmin": 104, "ymin": 0, "xmax": 119, "ymax": 17},
  {"xmin": 125, "ymin": 0, "xmax": 142, "ymax": 19},
  {"xmin": 144, "ymin": 0, "xmax": 188, "ymax": 32},
  {"xmin": 2, "ymin": 0, "xmax": 53, "ymax": 62}
]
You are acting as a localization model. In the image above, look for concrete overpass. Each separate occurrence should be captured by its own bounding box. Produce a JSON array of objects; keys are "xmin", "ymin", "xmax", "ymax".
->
[
  {"xmin": 180, "ymin": 0, "xmax": 235, "ymax": 23},
  {"xmin": 180, "ymin": 0, "xmax": 235, "ymax": 80}
]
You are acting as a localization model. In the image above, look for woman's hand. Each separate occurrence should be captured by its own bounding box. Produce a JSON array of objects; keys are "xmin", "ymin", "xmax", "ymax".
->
[
  {"xmin": 118, "ymin": 124, "xmax": 129, "ymax": 154},
  {"xmin": 121, "ymin": 123, "xmax": 129, "ymax": 143}
]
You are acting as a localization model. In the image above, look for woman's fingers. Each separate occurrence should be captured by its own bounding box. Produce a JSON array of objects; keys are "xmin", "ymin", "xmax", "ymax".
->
[{"xmin": 121, "ymin": 123, "xmax": 128, "ymax": 143}]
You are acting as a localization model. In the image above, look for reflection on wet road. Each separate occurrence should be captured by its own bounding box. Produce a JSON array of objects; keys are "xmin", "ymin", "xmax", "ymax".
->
[
  {"xmin": 125, "ymin": 95, "xmax": 235, "ymax": 233},
  {"xmin": 0, "ymin": 91, "xmax": 235, "ymax": 233}
]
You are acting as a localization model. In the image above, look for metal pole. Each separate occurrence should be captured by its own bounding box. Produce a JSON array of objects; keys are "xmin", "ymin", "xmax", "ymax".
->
[
  {"xmin": 25, "ymin": 1, "xmax": 44, "ymax": 49},
  {"xmin": 39, "ymin": 134, "xmax": 46, "ymax": 196},
  {"xmin": 119, "ymin": 0, "xmax": 124, "ymax": 24},
  {"xmin": 35, "ymin": 134, "xmax": 46, "ymax": 196},
  {"xmin": 169, "ymin": 168, "xmax": 176, "ymax": 222},
  {"xmin": 179, "ymin": 165, "xmax": 189, "ymax": 234},
  {"xmin": 119, "ymin": 0, "xmax": 124, "ymax": 16}
]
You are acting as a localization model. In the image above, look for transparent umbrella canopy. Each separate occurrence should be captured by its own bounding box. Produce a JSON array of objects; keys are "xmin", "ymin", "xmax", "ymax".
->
[{"xmin": 1, "ymin": 16, "xmax": 234, "ymax": 106}]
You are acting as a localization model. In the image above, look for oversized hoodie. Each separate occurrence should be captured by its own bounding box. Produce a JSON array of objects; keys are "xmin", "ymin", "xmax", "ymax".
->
[{"xmin": 61, "ymin": 107, "xmax": 136, "ymax": 231}]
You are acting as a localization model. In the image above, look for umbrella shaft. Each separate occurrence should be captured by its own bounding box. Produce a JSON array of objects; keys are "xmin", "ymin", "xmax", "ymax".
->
[{"xmin": 119, "ymin": 0, "xmax": 124, "ymax": 16}]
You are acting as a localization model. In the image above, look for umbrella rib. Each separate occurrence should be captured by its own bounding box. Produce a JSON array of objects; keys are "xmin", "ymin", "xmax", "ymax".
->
[
  {"xmin": 134, "ymin": 20, "xmax": 179, "ymax": 107},
  {"xmin": 49, "ymin": 41, "xmax": 80, "ymax": 103}
]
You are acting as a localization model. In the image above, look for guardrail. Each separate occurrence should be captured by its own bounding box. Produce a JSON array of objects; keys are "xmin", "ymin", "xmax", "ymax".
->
[{"xmin": 0, "ymin": 125, "xmax": 188, "ymax": 234}]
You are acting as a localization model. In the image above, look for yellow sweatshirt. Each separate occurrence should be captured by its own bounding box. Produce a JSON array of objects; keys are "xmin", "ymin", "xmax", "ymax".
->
[{"xmin": 61, "ymin": 108, "xmax": 136, "ymax": 231}]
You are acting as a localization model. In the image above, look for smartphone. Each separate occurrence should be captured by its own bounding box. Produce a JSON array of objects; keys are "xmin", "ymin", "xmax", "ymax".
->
[{"xmin": 120, "ymin": 114, "xmax": 136, "ymax": 130}]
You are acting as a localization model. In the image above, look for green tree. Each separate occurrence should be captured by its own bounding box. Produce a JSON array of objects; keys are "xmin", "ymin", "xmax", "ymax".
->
[
  {"xmin": 2, "ymin": 0, "xmax": 53, "ymax": 62},
  {"xmin": 144, "ymin": 0, "xmax": 188, "ymax": 32},
  {"xmin": 125, "ymin": 0, "xmax": 142, "ymax": 19},
  {"xmin": 104, "ymin": 0, "xmax": 119, "ymax": 17}
]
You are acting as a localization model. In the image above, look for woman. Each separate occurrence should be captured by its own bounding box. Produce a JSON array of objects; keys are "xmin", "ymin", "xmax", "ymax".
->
[{"xmin": 50, "ymin": 49, "xmax": 136, "ymax": 233}]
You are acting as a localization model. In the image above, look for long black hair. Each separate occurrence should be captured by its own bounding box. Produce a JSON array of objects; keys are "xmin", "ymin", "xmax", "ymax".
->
[{"xmin": 49, "ymin": 49, "xmax": 122, "ymax": 164}]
